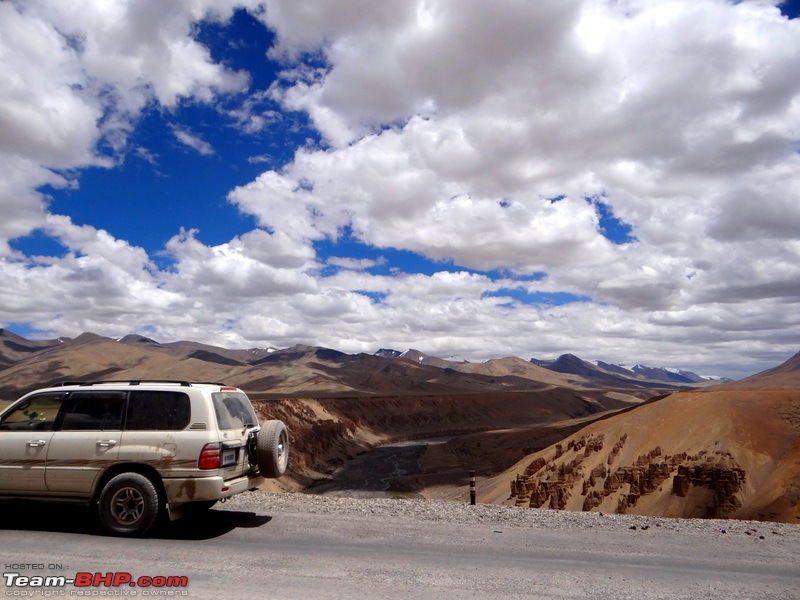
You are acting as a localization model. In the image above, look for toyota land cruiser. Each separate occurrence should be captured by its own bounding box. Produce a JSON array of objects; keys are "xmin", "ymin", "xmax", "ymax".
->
[{"xmin": 0, "ymin": 380, "xmax": 289, "ymax": 536}]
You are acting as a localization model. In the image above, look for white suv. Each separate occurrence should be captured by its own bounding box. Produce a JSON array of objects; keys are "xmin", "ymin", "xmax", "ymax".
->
[{"xmin": 0, "ymin": 380, "xmax": 288, "ymax": 536}]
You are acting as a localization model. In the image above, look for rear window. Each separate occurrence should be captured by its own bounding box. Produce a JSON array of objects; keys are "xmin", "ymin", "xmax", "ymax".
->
[
  {"xmin": 125, "ymin": 391, "xmax": 190, "ymax": 431},
  {"xmin": 212, "ymin": 392, "xmax": 258, "ymax": 430}
]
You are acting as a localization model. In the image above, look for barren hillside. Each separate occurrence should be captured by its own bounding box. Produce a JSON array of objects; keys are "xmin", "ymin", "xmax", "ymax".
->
[
  {"xmin": 466, "ymin": 380, "xmax": 800, "ymax": 523},
  {"xmin": 5, "ymin": 331, "xmax": 795, "ymax": 524},
  {"xmin": 718, "ymin": 350, "xmax": 800, "ymax": 390},
  {"xmin": 249, "ymin": 387, "xmax": 636, "ymax": 491}
]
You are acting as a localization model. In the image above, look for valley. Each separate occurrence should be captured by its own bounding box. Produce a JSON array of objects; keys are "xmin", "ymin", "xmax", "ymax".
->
[{"xmin": 1, "ymin": 328, "xmax": 798, "ymax": 524}]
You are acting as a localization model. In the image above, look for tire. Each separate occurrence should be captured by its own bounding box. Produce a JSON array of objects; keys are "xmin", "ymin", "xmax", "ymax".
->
[
  {"xmin": 257, "ymin": 420, "xmax": 289, "ymax": 478},
  {"xmin": 97, "ymin": 472, "xmax": 162, "ymax": 536}
]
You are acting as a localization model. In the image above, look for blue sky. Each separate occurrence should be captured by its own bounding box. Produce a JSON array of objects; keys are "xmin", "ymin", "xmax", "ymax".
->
[{"xmin": 1, "ymin": 0, "xmax": 799, "ymax": 379}]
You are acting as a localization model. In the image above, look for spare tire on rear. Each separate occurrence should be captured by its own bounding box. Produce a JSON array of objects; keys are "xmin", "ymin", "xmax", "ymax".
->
[{"xmin": 257, "ymin": 420, "xmax": 289, "ymax": 478}]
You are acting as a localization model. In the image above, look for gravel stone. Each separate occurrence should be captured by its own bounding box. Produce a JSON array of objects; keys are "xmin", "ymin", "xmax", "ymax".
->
[{"xmin": 222, "ymin": 490, "xmax": 799, "ymax": 539}]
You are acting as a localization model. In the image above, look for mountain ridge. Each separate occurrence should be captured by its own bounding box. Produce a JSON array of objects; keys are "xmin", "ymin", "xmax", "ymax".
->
[
  {"xmin": 531, "ymin": 353, "xmax": 728, "ymax": 385},
  {"xmin": 0, "ymin": 332, "xmax": 734, "ymax": 396}
]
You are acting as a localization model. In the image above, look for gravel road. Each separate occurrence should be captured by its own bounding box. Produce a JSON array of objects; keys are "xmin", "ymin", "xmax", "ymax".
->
[
  {"xmin": 2, "ymin": 491, "xmax": 798, "ymax": 600},
  {"xmin": 226, "ymin": 490, "xmax": 799, "ymax": 537},
  {"xmin": 217, "ymin": 491, "xmax": 800, "ymax": 599}
]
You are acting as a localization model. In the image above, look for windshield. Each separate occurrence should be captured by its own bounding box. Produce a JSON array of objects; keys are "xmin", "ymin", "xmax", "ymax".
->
[{"xmin": 212, "ymin": 391, "xmax": 258, "ymax": 430}]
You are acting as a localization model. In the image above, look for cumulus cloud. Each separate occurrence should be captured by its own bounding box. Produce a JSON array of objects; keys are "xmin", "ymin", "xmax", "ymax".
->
[
  {"xmin": 0, "ymin": 3, "xmax": 100, "ymax": 167},
  {"xmin": 228, "ymin": 122, "xmax": 621, "ymax": 273},
  {"xmin": 1, "ymin": 0, "xmax": 799, "ymax": 378},
  {"xmin": 236, "ymin": 0, "xmax": 800, "ymax": 372},
  {"xmin": 235, "ymin": 1, "xmax": 800, "ymax": 323},
  {"xmin": 163, "ymin": 228, "xmax": 319, "ymax": 298},
  {"xmin": 0, "ymin": 215, "xmax": 171, "ymax": 334},
  {"xmin": 0, "ymin": 0, "xmax": 252, "ymax": 244}
]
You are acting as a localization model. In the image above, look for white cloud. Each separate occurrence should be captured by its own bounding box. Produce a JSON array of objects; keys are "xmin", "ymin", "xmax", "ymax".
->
[
  {"xmin": 0, "ymin": 216, "xmax": 173, "ymax": 334},
  {"xmin": 16, "ymin": 0, "xmax": 252, "ymax": 111},
  {"xmin": 1, "ymin": 0, "xmax": 799, "ymax": 379},
  {"xmin": 228, "ymin": 91, "xmax": 282, "ymax": 134},
  {"xmin": 163, "ymin": 228, "xmax": 319, "ymax": 298},
  {"xmin": 231, "ymin": 0, "xmax": 800, "ymax": 373},
  {"xmin": 0, "ymin": 3, "xmax": 100, "ymax": 167},
  {"xmin": 228, "ymin": 121, "xmax": 623, "ymax": 273},
  {"xmin": 327, "ymin": 256, "xmax": 386, "ymax": 271},
  {"xmin": 0, "ymin": 0, "xmax": 253, "ymax": 248},
  {"xmin": 171, "ymin": 126, "xmax": 215, "ymax": 156},
  {"xmin": 0, "ymin": 157, "xmax": 65, "ymax": 255}
]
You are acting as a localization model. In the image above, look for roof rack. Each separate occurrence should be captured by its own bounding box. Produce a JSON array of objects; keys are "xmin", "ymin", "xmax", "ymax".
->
[
  {"xmin": 49, "ymin": 380, "xmax": 231, "ymax": 388},
  {"xmin": 50, "ymin": 380, "xmax": 199, "ymax": 387}
]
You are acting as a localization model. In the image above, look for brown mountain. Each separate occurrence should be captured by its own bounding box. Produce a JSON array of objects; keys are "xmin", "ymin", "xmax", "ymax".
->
[
  {"xmin": 0, "ymin": 335, "xmax": 247, "ymax": 398},
  {"xmin": 719, "ymin": 350, "xmax": 800, "ymax": 390},
  {"xmin": 118, "ymin": 334, "xmax": 277, "ymax": 366},
  {"xmin": 0, "ymin": 332, "xmax": 682, "ymax": 492},
  {"xmin": 0, "ymin": 328, "xmax": 67, "ymax": 369},
  {"xmin": 468, "ymin": 351, "xmax": 800, "ymax": 523},
  {"xmin": 0, "ymin": 333, "xmax": 686, "ymax": 400}
]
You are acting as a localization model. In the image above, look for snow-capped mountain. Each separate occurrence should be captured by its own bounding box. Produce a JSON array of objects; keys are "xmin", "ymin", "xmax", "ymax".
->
[
  {"xmin": 374, "ymin": 348, "xmax": 402, "ymax": 358},
  {"xmin": 377, "ymin": 347, "xmax": 730, "ymax": 386},
  {"xmin": 531, "ymin": 354, "xmax": 730, "ymax": 385}
]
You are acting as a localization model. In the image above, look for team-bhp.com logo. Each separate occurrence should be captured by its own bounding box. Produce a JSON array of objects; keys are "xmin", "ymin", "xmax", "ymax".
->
[{"xmin": 4, "ymin": 571, "xmax": 189, "ymax": 596}]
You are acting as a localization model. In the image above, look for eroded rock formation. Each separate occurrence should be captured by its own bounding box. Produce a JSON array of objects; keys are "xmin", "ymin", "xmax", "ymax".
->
[{"xmin": 508, "ymin": 432, "xmax": 747, "ymax": 518}]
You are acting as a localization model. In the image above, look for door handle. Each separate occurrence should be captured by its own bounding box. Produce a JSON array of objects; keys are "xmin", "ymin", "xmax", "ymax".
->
[
  {"xmin": 26, "ymin": 440, "xmax": 46, "ymax": 447},
  {"xmin": 96, "ymin": 440, "xmax": 117, "ymax": 448}
]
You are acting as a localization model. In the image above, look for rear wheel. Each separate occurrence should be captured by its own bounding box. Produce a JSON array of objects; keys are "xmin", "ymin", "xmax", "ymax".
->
[
  {"xmin": 97, "ymin": 472, "xmax": 161, "ymax": 536},
  {"xmin": 257, "ymin": 420, "xmax": 289, "ymax": 478}
]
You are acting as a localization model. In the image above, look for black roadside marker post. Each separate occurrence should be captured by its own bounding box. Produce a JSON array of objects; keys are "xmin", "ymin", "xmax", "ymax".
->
[{"xmin": 469, "ymin": 469, "xmax": 476, "ymax": 505}]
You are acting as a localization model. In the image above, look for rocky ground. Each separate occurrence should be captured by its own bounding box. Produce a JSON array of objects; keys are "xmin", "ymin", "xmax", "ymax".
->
[{"xmin": 223, "ymin": 490, "xmax": 799, "ymax": 544}]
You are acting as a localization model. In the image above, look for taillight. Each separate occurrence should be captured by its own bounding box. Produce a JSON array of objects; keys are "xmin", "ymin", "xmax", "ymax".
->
[{"xmin": 198, "ymin": 443, "xmax": 220, "ymax": 470}]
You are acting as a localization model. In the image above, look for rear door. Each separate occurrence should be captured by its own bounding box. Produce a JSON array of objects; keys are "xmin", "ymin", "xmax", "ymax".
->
[
  {"xmin": 211, "ymin": 390, "xmax": 260, "ymax": 479},
  {"xmin": 117, "ymin": 390, "xmax": 194, "ymax": 477},
  {"xmin": 45, "ymin": 391, "xmax": 124, "ymax": 494},
  {"xmin": 0, "ymin": 393, "xmax": 64, "ymax": 492}
]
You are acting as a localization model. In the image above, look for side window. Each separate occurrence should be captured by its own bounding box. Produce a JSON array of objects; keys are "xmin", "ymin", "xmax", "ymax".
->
[
  {"xmin": 0, "ymin": 393, "xmax": 65, "ymax": 431},
  {"xmin": 125, "ymin": 391, "xmax": 190, "ymax": 431},
  {"xmin": 60, "ymin": 392, "xmax": 125, "ymax": 431}
]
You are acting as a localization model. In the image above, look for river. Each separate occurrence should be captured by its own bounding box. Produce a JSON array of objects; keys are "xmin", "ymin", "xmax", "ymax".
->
[{"xmin": 305, "ymin": 437, "xmax": 451, "ymax": 498}]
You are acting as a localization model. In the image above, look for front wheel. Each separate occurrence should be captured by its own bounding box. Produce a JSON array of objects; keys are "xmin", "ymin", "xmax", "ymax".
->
[
  {"xmin": 257, "ymin": 420, "xmax": 289, "ymax": 478},
  {"xmin": 97, "ymin": 472, "xmax": 161, "ymax": 536}
]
